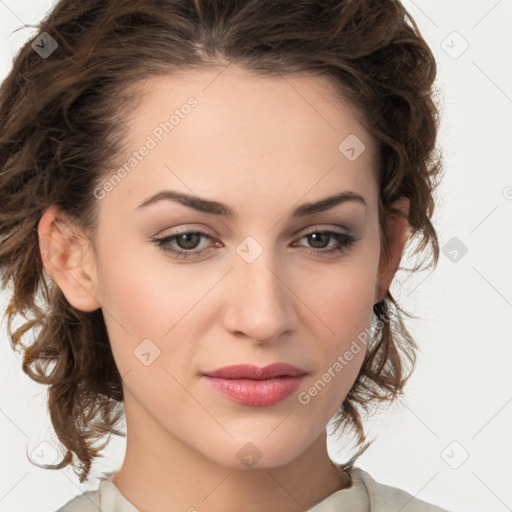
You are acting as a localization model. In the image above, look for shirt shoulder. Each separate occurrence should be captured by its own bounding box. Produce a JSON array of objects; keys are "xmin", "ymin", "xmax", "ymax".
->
[
  {"xmin": 354, "ymin": 467, "xmax": 450, "ymax": 512},
  {"xmin": 54, "ymin": 467, "xmax": 449, "ymax": 512},
  {"xmin": 54, "ymin": 487, "xmax": 101, "ymax": 512},
  {"xmin": 54, "ymin": 475, "xmax": 139, "ymax": 512}
]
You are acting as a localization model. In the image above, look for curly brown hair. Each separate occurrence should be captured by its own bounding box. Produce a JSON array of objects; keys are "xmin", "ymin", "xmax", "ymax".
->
[{"xmin": 0, "ymin": 0, "xmax": 443, "ymax": 483}]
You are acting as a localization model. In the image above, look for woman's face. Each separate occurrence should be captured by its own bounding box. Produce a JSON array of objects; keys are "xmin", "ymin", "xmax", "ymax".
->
[{"xmin": 44, "ymin": 66, "xmax": 407, "ymax": 469}]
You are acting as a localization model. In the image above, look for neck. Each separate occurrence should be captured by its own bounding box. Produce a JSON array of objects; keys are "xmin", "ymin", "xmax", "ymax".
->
[{"xmin": 111, "ymin": 396, "xmax": 351, "ymax": 512}]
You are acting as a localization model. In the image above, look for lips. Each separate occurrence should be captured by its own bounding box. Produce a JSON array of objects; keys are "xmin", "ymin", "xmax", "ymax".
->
[
  {"xmin": 202, "ymin": 363, "xmax": 307, "ymax": 380},
  {"xmin": 201, "ymin": 363, "xmax": 307, "ymax": 407}
]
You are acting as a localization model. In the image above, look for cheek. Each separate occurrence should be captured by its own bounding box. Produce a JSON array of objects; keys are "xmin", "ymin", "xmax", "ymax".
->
[
  {"xmin": 312, "ymin": 268, "xmax": 374, "ymax": 378},
  {"xmin": 93, "ymin": 234, "xmax": 176, "ymax": 373},
  {"xmin": 301, "ymin": 279, "xmax": 374, "ymax": 422},
  {"xmin": 299, "ymin": 237, "xmax": 380, "ymax": 401},
  {"xmin": 94, "ymin": 234, "xmax": 220, "ymax": 380},
  {"xmin": 95, "ymin": 230, "xmax": 183, "ymax": 332},
  {"xmin": 303, "ymin": 237, "xmax": 380, "ymax": 338}
]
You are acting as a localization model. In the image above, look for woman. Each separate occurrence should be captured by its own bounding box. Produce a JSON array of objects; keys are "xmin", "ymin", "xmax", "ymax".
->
[{"xmin": 0, "ymin": 0, "xmax": 447, "ymax": 510}]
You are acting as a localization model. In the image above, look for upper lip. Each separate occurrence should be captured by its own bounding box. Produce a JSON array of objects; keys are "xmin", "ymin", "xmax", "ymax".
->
[{"xmin": 202, "ymin": 363, "xmax": 307, "ymax": 380}]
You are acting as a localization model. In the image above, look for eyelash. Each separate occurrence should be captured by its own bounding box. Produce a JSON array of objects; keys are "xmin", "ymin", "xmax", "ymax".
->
[{"xmin": 150, "ymin": 229, "xmax": 359, "ymax": 260}]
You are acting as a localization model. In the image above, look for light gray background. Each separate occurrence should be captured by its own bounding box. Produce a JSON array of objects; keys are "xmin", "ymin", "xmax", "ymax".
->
[{"xmin": 1, "ymin": 1, "xmax": 511, "ymax": 511}]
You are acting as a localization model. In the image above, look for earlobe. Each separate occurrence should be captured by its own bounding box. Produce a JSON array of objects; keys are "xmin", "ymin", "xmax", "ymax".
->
[
  {"xmin": 38, "ymin": 205, "xmax": 101, "ymax": 312},
  {"xmin": 375, "ymin": 196, "xmax": 411, "ymax": 303}
]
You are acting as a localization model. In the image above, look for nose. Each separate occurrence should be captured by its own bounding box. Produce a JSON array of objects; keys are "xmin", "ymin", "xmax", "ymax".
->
[{"xmin": 222, "ymin": 245, "xmax": 294, "ymax": 345}]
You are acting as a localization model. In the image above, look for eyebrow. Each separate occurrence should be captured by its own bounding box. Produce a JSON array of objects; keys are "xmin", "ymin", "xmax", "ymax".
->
[{"xmin": 135, "ymin": 189, "xmax": 366, "ymax": 218}]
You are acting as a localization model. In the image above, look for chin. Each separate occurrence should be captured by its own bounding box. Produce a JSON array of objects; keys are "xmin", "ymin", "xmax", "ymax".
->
[{"xmin": 192, "ymin": 425, "xmax": 316, "ymax": 471}]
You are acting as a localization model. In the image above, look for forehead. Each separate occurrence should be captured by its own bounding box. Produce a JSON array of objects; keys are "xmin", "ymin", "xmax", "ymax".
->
[{"xmin": 100, "ymin": 66, "xmax": 379, "ymax": 219}]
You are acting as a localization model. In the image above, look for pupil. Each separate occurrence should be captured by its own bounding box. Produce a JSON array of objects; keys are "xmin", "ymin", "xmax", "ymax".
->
[
  {"xmin": 178, "ymin": 233, "xmax": 200, "ymax": 249},
  {"xmin": 309, "ymin": 233, "xmax": 328, "ymax": 249}
]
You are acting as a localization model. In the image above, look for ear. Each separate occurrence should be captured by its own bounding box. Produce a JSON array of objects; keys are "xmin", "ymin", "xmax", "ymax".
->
[
  {"xmin": 375, "ymin": 196, "xmax": 411, "ymax": 303},
  {"xmin": 38, "ymin": 205, "xmax": 101, "ymax": 312}
]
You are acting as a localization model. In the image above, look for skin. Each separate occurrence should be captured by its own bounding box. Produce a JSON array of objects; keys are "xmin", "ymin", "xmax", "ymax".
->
[{"xmin": 38, "ymin": 65, "xmax": 410, "ymax": 512}]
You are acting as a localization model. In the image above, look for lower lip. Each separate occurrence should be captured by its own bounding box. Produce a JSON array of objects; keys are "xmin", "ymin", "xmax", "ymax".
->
[{"xmin": 203, "ymin": 375, "xmax": 305, "ymax": 406}]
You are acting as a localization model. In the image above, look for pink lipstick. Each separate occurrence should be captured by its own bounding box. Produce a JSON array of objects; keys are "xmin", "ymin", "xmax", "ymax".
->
[{"xmin": 202, "ymin": 363, "xmax": 307, "ymax": 407}]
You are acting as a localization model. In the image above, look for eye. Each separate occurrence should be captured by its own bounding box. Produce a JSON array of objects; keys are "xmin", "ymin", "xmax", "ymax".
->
[
  {"xmin": 150, "ymin": 230, "xmax": 216, "ymax": 259},
  {"xmin": 292, "ymin": 229, "xmax": 359, "ymax": 257},
  {"xmin": 150, "ymin": 228, "xmax": 359, "ymax": 260}
]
